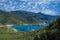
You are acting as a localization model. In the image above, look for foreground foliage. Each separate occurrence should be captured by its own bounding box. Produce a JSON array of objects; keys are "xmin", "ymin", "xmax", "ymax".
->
[{"xmin": 0, "ymin": 17, "xmax": 60, "ymax": 40}]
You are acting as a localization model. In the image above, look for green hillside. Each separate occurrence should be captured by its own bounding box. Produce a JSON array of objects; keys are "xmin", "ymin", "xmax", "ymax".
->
[
  {"xmin": 0, "ymin": 16, "xmax": 60, "ymax": 40},
  {"xmin": 0, "ymin": 10, "xmax": 60, "ymax": 40},
  {"xmin": 0, "ymin": 10, "xmax": 43, "ymax": 25},
  {"xmin": 33, "ymin": 16, "xmax": 60, "ymax": 40},
  {"xmin": 0, "ymin": 10, "xmax": 57, "ymax": 25}
]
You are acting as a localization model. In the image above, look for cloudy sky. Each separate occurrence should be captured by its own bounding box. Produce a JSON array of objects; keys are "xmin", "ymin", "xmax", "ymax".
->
[{"xmin": 0, "ymin": 0, "xmax": 60, "ymax": 16}]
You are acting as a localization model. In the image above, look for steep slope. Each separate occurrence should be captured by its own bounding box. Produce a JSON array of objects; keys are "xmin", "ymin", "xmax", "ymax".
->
[
  {"xmin": 0, "ymin": 10, "xmax": 57, "ymax": 25},
  {"xmin": 33, "ymin": 16, "xmax": 60, "ymax": 40},
  {"xmin": 0, "ymin": 16, "xmax": 59, "ymax": 40},
  {"xmin": 11, "ymin": 10, "xmax": 58, "ymax": 25},
  {"xmin": 36, "ymin": 12, "xmax": 58, "ymax": 23},
  {"xmin": 0, "ymin": 10, "xmax": 43, "ymax": 25}
]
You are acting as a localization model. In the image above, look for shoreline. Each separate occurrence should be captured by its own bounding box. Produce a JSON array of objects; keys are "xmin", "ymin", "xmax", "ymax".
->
[{"xmin": 0, "ymin": 24, "xmax": 46, "ymax": 32}]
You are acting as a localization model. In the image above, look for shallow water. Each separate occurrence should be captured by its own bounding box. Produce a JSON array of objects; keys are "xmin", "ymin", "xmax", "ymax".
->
[{"xmin": 12, "ymin": 25, "xmax": 44, "ymax": 32}]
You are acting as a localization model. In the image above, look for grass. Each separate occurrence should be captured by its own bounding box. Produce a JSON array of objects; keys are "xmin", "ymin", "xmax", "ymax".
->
[{"xmin": 0, "ymin": 27, "xmax": 35, "ymax": 40}]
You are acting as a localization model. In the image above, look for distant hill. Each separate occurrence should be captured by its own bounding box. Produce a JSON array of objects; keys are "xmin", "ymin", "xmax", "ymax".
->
[
  {"xmin": 0, "ymin": 16, "xmax": 60, "ymax": 40},
  {"xmin": 0, "ymin": 10, "xmax": 58, "ymax": 25},
  {"xmin": 32, "ymin": 16, "xmax": 60, "ymax": 40},
  {"xmin": 37, "ymin": 12, "xmax": 58, "ymax": 24}
]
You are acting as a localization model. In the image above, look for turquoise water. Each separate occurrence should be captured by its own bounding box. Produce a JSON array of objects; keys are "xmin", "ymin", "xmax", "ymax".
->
[{"xmin": 12, "ymin": 25, "xmax": 44, "ymax": 32}]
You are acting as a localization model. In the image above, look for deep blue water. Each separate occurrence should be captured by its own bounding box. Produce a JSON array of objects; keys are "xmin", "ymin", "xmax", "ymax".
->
[{"xmin": 12, "ymin": 25, "xmax": 44, "ymax": 32}]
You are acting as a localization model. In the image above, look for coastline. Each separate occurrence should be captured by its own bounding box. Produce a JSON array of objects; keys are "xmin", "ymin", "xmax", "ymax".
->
[{"xmin": 0, "ymin": 24, "xmax": 45, "ymax": 32}]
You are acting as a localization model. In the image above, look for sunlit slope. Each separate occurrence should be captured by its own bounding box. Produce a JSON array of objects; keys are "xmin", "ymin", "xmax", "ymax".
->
[
  {"xmin": 0, "ymin": 10, "xmax": 43, "ymax": 25},
  {"xmin": 0, "ymin": 16, "xmax": 60, "ymax": 40}
]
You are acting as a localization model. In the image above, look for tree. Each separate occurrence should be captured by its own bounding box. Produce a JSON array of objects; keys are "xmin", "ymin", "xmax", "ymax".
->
[
  {"xmin": 56, "ymin": 16, "xmax": 60, "ymax": 30},
  {"xmin": 56, "ymin": 16, "xmax": 60, "ymax": 24}
]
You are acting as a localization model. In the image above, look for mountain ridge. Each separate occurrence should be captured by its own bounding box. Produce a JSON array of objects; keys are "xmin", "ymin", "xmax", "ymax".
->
[{"xmin": 0, "ymin": 10, "xmax": 58, "ymax": 25}]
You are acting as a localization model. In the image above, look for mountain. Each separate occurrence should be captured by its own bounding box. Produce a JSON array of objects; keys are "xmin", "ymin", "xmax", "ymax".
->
[
  {"xmin": 36, "ymin": 12, "xmax": 58, "ymax": 24},
  {"xmin": 0, "ymin": 10, "xmax": 58, "ymax": 25},
  {"xmin": 32, "ymin": 16, "xmax": 60, "ymax": 40},
  {"xmin": 0, "ymin": 16, "xmax": 60, "ymax": 40},
  {"xmin": 11, "ymin": 10, "xmax": 58, "ymax": 25},
  {"xmin": 0, "ymin": 10, "xmax": 43, "ymax": 25}
]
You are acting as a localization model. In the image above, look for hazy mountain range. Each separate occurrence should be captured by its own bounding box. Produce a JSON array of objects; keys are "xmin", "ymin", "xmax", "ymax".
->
[
  {"xmin": 0, "ymin": 0, "xmax": 60, "ymax": 16},
  {"xmin": 0, "ymin": 10, "xmax": 58, "ymax": 25},
  {"xmin": 0, "ymin": 15, "xmax": 60, "ymax": 40}
]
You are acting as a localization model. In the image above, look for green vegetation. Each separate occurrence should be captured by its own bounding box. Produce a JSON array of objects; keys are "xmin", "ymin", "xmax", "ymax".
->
[
  {"xmin": 0, "ymin": 17, "xmax": 60, "ymax": 40},
  {"xmin": 0, "ymin": 27, "xmax": 39, "ymax": 40},
  {"xmin": 0, "ymin": 10, "xmax": 57, "ymax": 25},
  {"xmin": 0, "ymin": 10, "xmax": 59, "ymax": 40},
  {"xmin": 0, "ymin": 10, "xmax": 43, "ymax": 25},
  {"xmin": 33, "ymin": 16, "xmax": 60, "ymax": 40}
]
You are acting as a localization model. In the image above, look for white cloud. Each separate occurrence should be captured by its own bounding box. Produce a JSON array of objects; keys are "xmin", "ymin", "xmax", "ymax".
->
[
  {"xmin": 0, "ymin": 0, "xmax": 56, "ymax": 11},
  {"xmin": 0, "ymin": 0, "xmax": 60, "ymax": 16},
  {"xmin": 1, "ymin": 0, "xmax": 6, "ymax": 2},
  {"xmin": 27, "ymin": 2, "xmax": 31, "ymax": 5},
  {"xmin": 9, "ymin": 1, "xmax": 13, "ymax": 6},
  {"xmin": 55, "ymin": 0, "xmax": 60, "ymax": 3},
  {"xmin": 41, "ymin": 9, "xmax": 57, "ymax": 15}
]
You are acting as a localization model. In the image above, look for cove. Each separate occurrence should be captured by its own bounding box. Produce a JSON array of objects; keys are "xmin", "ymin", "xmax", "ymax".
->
[{"xmin": 12, "ymin": 25, "xmax": 44, "ymax": 32}]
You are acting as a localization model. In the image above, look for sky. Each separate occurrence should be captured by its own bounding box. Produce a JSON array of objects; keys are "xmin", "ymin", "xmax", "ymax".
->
[{"xmin": 0, "ymin": 0, "xmax": 60, "ymax": 16}]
